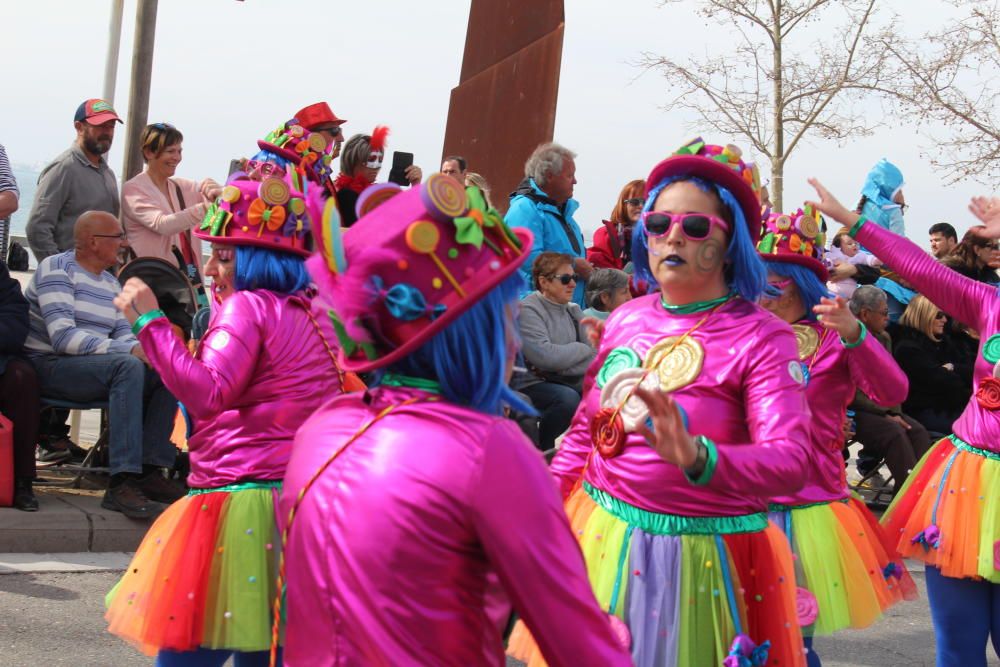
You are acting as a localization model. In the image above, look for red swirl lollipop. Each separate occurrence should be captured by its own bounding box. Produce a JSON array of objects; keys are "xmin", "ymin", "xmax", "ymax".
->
[{"xmin": 591, "ymin": 407, "xmax": 626, "ymax": 459}]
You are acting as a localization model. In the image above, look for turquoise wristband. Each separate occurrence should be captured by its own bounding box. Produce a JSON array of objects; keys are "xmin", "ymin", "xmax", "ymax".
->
[
  {"xmin": 847, "ymin": 216, "xmax": 867, "ymax": 238},
  {"xmin": 685, "ymin": 435, "xmax": 718, "ymax": 486},
  {"xmin": 132, "ymin": 309, "xmax": 167, "ymax": 336},
  {"xmin": 841, "ymin": 320, "xmax": 868, "ymax": 349}
]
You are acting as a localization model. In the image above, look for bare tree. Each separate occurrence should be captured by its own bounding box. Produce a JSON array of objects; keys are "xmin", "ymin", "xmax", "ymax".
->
[
  {"xmin": 874, "ymin": 1, "xmax": 1000, "ymax": 184},
  {"xmin": 641, "ymin": 0, "xmax": 893, "ymax": 211}
]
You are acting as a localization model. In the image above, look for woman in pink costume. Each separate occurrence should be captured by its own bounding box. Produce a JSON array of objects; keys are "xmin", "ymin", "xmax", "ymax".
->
[
  {"xmin": 510, "ymin": 139, "xmax": 812, "ymax": 667},
  {"xmin": 105, "ymin": 123, "xmax": 351, "ymax": 666},
  {"xmin": 276, "ymin": 174, "xmax": 631, "ymax": 666},
  {"xmin": 808, "ymin": 183, "xmax": 1000, "ymax": 667},
  {"xmin": 756, "ymin": 207, "xmax": 917, "ymax": 667}
]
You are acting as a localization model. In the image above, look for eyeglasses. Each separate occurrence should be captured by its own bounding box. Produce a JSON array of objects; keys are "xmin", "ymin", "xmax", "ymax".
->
[
  {"xmin": 93, "ymin": 232, "xmax": 126, "ymax": 240},
  {"xmin": 642, "ymin": 211, "xmax": 730, "ymax": 240},
  {"xmin": 623, "ymin": 198, "xmax": 644, "ymax": 207},
  {"xmin": 935, "ymin": 312, "xmax": 947, "ymax": 319},
  {"xmin": 548, "ymin": 273, "xmax": 581, "ymax": 285}
]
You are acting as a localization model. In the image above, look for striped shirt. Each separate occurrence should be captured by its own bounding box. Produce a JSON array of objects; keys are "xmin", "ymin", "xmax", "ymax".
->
[
  {"xmin": 24, "ymin": 250, "xmax": 136, "ymax": 356},
  {"xmin": 0, "ymin": 143, "xmax": 17, "ymax": 197}
]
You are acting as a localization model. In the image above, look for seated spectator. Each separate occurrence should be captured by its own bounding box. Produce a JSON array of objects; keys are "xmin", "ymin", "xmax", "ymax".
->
[
  {"xmin": 582, "ymin": 268, "xmax": 631, "ymax": 321},
  {"xmin": 23, "ymin": 211, "xmax": 182, "ymax": 519},
  {"xmin": 464, "ymin": 172, "xmax": 494, "ymax": 209},
  {"xmin": 928, "ymin": 222, "xmax": 958, "ymax": 260},
  {"xmin": 892, "ymin": 294, "xmax": 972, "ymax": 435},
  {"xmin": 942, "ymin": 229, "xmax": 1000, "ymax": 283},
  {"xmin": 826, "ymin": 230, "xmax": 881, "ymax": 299},
  {"xmin": 122, "ymin": 123, "xmax": 221, "ymax": 304},
  {"xmin": 333, "ymin": 127, "xmax": 422, "ymax": 227},
  {"xmin": 587, "ymin": 179, "xmax": 644, "ymax": 272},
  {"xmin": 0, "ymin": 262, "xmax": 39, "ymax": 511},
  {"xmin": 514, "ymin": 251, "xmax": 596, "ymax": 451},
  {"xmin": 848, "ymin": 286, "xmax": 931, "ymax": 492}
]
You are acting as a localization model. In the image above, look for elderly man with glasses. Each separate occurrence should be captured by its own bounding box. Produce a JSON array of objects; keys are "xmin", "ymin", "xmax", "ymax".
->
[{"xmin": 23, "ymin": 211, "xmax": 181, "ymax": 519}]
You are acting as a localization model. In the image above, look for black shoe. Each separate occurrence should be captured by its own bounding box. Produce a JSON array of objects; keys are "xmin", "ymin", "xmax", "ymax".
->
[
  {"xmin": 101, "ymin": 479, "xmax": 167, "ymax": 519},
  {"xmin": 136, "ymin": 470, "xmax": 186, "ymax": 504},
  {"xmin": 13, "ymin": 479, "xmax": 38, "ymax": 512},
  {"xmin": 36, "ymin": 444, "xmax": 72, "ymax": 464},
  {"xmin": 42, "ymin": 436, "xmax": 88, "ymax": 463}
]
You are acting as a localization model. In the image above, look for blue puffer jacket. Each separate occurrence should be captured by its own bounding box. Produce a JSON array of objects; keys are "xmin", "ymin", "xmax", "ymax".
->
[{"xmin": 505, "ymin": 178, "xmax": 586, "ymax": 306}]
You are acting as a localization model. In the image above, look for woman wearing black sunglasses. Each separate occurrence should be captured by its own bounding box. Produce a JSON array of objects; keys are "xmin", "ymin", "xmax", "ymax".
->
[
  {"xmin": 516, "ymin": 251, "xmax": 596, "ymax": 452},
  {"xmin": 510, "ymin": 140, "xmax": 812, "ymax": 667}
]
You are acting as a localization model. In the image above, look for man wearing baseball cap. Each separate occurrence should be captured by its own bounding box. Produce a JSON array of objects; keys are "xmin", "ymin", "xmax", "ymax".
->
[
  {"xmin": 293, "ymin": 101, "xmax": 346, "ymax": 158},
  {"xmin": 26, "ymin": 98, "xmax": 123, "ymax": 262},
  {"xmin": 25, "ymin": 98, "xmax": 124, "ymax": 465}
]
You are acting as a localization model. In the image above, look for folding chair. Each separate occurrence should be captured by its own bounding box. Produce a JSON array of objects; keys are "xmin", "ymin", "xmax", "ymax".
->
[{"xmin": 36, "ymin": 398, "xmax": 110, "ymax": 488}]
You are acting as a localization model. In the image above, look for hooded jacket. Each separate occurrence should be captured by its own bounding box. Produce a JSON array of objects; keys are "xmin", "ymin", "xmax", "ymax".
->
[{"xmin": 505, "ymin": 178, "xmax": 586, "ymax": 306}]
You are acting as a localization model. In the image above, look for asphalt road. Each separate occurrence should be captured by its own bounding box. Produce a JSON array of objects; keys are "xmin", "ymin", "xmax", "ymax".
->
[{"xmin": 1, "ymin": 567, "xmax": 998, "ymax": 666}]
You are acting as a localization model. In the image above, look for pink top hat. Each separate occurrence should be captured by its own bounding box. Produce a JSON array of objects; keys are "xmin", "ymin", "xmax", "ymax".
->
[
  {"xmin": 645, "ymin": 138, "xmax": 762, "ymax": 242},
  {"xmin": 756, "ymin": 205, "xmax": 829, "ymax": 281},
  {"xmin": 308, "ymin": 173, "xmax": 533, "ymax": 373}
]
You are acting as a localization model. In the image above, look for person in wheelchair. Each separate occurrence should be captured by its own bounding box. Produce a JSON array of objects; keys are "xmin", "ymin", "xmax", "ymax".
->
[
  {"xmin": 23, "ymin": 211, "xmax": 180, "ymax": 519},
  {"xmin": 848, "ymin": 286, "xmax": 932, "ymax": 493}
]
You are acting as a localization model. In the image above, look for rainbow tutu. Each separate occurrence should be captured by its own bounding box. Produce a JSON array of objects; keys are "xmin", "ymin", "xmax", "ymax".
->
[
  {"xmin": 508, "ymin": 483, "xmax": 805, "ymax": 667},
  {"xmin": 882, "ymin": 435, "xmax": 1000, "ymax": 582},
  {"xmin": 105, "ymin": 481, "xmax": 282, "ymax": 656},
  {"xmin": 768, "ymin": 496, "xmax": 917, "ymax": 637}
]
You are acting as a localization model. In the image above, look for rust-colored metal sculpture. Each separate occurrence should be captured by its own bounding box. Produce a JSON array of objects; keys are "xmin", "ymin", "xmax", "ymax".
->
[{"xmin": 442, "ymin": 0, "xmax": 565, "ymax": 214}]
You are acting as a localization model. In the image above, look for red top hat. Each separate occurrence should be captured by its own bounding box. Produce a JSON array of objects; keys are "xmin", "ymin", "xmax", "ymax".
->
[{"xmin": 294, "ymin": 102, "xmax": 346, "ymax": 130}]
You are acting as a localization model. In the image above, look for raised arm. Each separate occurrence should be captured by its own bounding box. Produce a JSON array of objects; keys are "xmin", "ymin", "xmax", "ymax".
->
[{"xmin": 472, "ymin": 420, "xmax": 632, "ymax": 667}]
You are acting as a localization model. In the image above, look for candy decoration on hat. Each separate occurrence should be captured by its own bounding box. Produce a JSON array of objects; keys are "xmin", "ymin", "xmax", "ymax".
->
[
  {"xmin": 316, "ymin": 198, "xmax": 347, "ymax": 274},
  {"xmin": 757, "ymin": 205, "xmax": 829, "ymax": 282},
  {"xmin": 406, "ymin": 220, "xmax": 467, "ymax": 297},
  {"xmin": 356, "ymin": 183, "xmax": 403, "ymax": 219}
]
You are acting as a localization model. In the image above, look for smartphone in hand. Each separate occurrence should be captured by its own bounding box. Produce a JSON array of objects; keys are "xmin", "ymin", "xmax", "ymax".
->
[{"xmin": 388, "ymin": 151, "xmax": 414, "ymax": 186}]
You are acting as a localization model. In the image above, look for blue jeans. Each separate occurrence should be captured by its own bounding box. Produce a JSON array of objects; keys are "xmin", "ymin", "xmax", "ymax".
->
[
  {"xmin": 520, "ymin": 381, "xmax": 581, "ymax": 451},
  {"xmin": 30, "ymin": 353, "xmax": 177, "ymax": 476},
  {"xmin": 926, "ymin": 565, "xmax": 1000, "ymax": 666},
  {"xmin": 156, "ymin": 648, "xmax": 281, "ymax": 667}
]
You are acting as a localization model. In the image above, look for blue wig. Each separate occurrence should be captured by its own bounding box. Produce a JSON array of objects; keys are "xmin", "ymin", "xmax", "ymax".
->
[
  {"xmin": 763, "ymin": 261, "xmax": 832, "ymax": 322},
  {"xmin": 381, "ymin": 272, "xmax": 535, "ymax": 416},
  {"xmin": 233, "ymin": 245, "xmax": 311, "ymax": 294},
  {"xmin": 631, "ymin": 175, "xmax": 768, "ymax": 301}
]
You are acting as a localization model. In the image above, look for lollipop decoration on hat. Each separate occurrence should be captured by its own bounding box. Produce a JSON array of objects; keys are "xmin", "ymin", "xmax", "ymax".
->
[
  {"xmin": 256, "ymin": 119, "xmax": 336, "ymax": 195},
  {"xmin": 306, "ymin": 173, "xmax": 531, "ymax": 373},
  {"xmin": 756, "ymin": 204, "xmax": 829, "ymax": 282}
]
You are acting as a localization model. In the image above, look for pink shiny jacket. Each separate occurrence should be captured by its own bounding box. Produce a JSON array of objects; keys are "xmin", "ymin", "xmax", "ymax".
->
[
  {"xmin": 857, "ymin": 221, "xmax": 1000, "ymax": 452},
  {"xmin": 138, "ymin": 290, "xmax": 343, "ymax": 488},
  {"xmin": 770, "ymin": 319, "xmax": 908, "ymax": 506},
  {"xmin": 551, "ymin": 294, "xmax": 812, "ymax": 515},
  {"xmin": 279, "ymin": 386, "xmax": 633, "ymax": 667}
]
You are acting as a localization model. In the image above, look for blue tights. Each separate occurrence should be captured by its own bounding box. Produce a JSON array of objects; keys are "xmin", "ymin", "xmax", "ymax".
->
[
  {"xmin": 803, "ymin": 635, "xmax": 821, "ymax": 667},
  {"xmin": 926, "ymin": 565, "xmax": 1000, "ymax": 667},
  {"xmin": 156, "ymin": 647, "xmax": 281, "ymax": 667}
]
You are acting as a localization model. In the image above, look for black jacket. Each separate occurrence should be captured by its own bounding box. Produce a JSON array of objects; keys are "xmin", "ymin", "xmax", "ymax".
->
[
  {"xmin": 892, "ymin": 324, "xmax": 972, "ymax": 413},
  {"xmin": 0, "ymin": 263, "xmax": 29, "ymax": 375}
]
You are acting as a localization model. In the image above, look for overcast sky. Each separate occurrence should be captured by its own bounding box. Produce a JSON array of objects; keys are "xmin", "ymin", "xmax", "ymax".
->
[{"xmin": 2, "ymin": 0, "xmax": 991, "ymax": 248}]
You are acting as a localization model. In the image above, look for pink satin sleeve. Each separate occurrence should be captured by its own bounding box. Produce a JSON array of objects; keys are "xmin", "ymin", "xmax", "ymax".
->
[
  {"xmin": 856, "ymin": 220, "xmax": 991, "ymax": 331},
  {"xmin": 845, "ymin": 326, "xmax": 909, "ymax": 407},
  {"xmin": 138, "ymin": 294, "xmax": 261, "ymax": 421},
  {"xmin": 472, "ymin": 420, "xmax": 632, "ymax": 666},
  {"xmin": 706, "ymin": 325, "xmax": 810, "ymax": 496}
]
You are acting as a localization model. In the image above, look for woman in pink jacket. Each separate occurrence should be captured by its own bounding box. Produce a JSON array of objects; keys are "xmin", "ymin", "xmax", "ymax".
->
[
  {"xmin": 122, "ymin": 123, "xmax": 222, "ymax": 290},
  {"xmin": 105, "ymin": 125, "xmax": 350, "ymax": 666},
  {"xmin": 277, "ymin": 174, "xmax": 632, "ymax": 666},
  {"xmin": 510, "ymin": 139, "xmax": 812, "ymax": 667},
  {"xmin": 808, "ymin": 183, "xmax": 1000, "ymax": 667},
  {"xmin": 756, "ymin": 208, "xmax": 917, "ymax": 667}
]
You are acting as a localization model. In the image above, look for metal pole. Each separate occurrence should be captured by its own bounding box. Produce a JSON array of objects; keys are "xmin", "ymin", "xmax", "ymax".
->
[
  {"xmin": 102, "ymin": 0, "xmax": 125, "ymax": 104},
  {"xmin": 122, "ymin": 0, "xmax": 158, "ymax": 182}
]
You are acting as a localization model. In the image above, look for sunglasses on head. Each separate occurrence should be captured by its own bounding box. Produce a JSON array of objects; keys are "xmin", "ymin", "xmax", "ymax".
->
[
  {"xmin": 549, "ymin": 273, "xmax": 581, "ymax": 285},
  {"xmin": 623, "ymin": 198, "xmax": 644, "ymax": 206},
  {"xmin": 642, "ymin": 211, "xmax": 730, "ymax": 240}
]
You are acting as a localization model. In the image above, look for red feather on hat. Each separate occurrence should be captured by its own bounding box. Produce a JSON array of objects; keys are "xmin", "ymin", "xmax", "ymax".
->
[{"xmin": 370, "ymin": 125, "xmax": 390, "ymax": 153}]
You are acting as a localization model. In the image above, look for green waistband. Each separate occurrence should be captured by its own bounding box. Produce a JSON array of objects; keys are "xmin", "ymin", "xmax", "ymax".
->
[
  {"xmin": 583, "ymin": 482, "xmax": 768, "ymax": 535},
  {"xmin": 187, "ymin": 480, "xmax": 282, "ymax": 496},
  {"xmin": 949, "ymin": 434, "xmax": 1000, "ymax": 461},
  {"xmin": 768, "ymin": 498, "xmax": 848, "ymax": 513}
]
